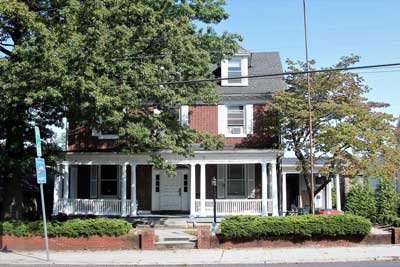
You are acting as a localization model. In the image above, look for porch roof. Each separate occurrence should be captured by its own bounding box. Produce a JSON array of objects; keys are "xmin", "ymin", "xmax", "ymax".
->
[{"xmin": 61, "ymin": 149, "xmax": 283, "ymax": 165}]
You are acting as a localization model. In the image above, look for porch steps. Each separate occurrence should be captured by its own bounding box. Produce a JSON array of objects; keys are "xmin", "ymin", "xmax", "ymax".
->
[{"xmin": 155, "ymin": 228, "xmax": 197, "ymax": 250}]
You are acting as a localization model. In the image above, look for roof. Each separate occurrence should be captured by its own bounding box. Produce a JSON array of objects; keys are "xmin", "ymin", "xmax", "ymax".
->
[
  {"xmin": 212, "ymin": 51, "xmax": 286, "ymax": 99},
  {"xmin": 282, "ymin": 157, "xmax": 326, "ymax": 166}
]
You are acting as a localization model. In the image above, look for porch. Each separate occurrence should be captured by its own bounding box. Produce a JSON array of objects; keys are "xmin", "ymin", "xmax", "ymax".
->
[{"xmin": 54, "ymin": 150, "xmax": 280, "ymax": 217}]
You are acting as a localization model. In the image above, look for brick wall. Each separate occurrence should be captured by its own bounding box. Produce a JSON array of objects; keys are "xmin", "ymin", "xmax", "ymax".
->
[
  {"xmin": 67, "ymin": 103, "xmax": 278, "ymax": 151},
  {"xmin": 1, "ymin": 234, "xmax": 139, "ymax": 251}
]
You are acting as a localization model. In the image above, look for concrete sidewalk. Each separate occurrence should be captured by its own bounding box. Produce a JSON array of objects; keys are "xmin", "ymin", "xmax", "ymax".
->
[{"xmin": 1, "ymin": 245, "xmax": 400, "ymax": 265}]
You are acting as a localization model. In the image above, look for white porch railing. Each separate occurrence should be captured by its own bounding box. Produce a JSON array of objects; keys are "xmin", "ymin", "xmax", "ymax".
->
[
  {"xmin": 55, "ymin": 199, "xmax": 133, "ymax": 216},
  {"xmin": 194, "ymin": 199, "xmax": 272, "ymax": 216}
]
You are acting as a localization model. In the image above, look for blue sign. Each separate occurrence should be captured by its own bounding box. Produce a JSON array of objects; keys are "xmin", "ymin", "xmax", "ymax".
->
[
  {"xmin": 35, "ymin": 158, "xmax": 47, "ymax": 184},
  {"xmin": 35, "ymin": 126, "xmax": 42, "ymax": 157}
]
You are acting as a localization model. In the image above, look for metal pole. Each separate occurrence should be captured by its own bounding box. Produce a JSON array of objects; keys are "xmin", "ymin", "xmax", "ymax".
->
[
  {"xmin": 40, "ymin": 184, "xmax": 50, "ymax": 261},
  {"xmin": 303, "ymin": 0, "xmax": 315, "ymax": 214},
  {"xmin": 211, "ymin": 177, "xmax": 217, "ymax": 234}
]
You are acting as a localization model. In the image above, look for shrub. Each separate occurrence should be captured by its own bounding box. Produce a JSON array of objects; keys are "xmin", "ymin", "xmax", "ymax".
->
[
  {"xmin": 344, "ymin": 183, "xmax": 376, "ymax": 221},
  {"xmin": 1, "ymin": 218, "xmax": 131, "ymax": 238},
  {"xmin": 376, "ymin": 178, "xmax": 398, "ymax": 224},
  {"xmin": 393, "ymin": 218, "xmax": 400, "ymax": 227},
  {"xmin": 220, "ymin": 215, "xmax": 371, "ymax": 240}
]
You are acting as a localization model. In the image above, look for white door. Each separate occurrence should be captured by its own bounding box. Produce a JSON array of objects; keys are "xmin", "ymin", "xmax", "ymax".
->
[{"xmin": 160, "ymin": 171, "xmax": 183, "ymax": 210}]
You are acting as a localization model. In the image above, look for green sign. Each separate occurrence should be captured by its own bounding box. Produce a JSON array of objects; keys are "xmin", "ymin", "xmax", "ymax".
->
[{"xmin": 35, "ymin": 126, "xmax": 42, "ymax": 157}]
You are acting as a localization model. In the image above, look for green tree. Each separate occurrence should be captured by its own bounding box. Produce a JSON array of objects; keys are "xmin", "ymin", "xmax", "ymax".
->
[
  {"xmin": 376, "ymin": 177, "xmax": 398, "ymax": 224},
  {"xmin": 271, "ymin": 56, "xmax": 400, "ymax": 212},
  {"xmin": 344, "ymin": 182, "xmax": 376, "ymax": 221},
  {"xmin": 0, "ymin": 0, "xmax": 240, "ymax": 219}
]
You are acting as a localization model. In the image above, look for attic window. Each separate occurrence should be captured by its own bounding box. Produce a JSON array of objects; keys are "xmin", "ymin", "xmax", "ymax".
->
[{"xmin": 221, "ymin": 56, "xmax": 248, "ymax": 86}]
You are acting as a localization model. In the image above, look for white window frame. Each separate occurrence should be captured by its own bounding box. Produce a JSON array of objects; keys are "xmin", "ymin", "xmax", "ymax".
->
[
  {"xmin": 221, "ymin": 56, "xmax": 249, "ymax": 87},
  {"xmin": 226, "ymin": 105, "xmax": 247, "ymax": 137},
  {"xmin": 92, "ymin": 129, "xmax": 119, "ymax": 140}
]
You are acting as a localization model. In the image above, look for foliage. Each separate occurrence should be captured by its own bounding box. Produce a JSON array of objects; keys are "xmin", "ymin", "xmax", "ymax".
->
[
  {"xmin": 376, "ymin": 178, "xmax": 399, "ymax": 224},
  {"xmin": 220, "ymin": 215, "xmax": 371, "ymax": 239},
  {"xmin": 270, "ymin": 56, "xmax": 400, "ymax": 209},
  {"xmin": 0, "ymin": 0, "xmax": 239, "ymax": 218},
  {"xmin": 393, "ymin": 218, "xmax": 400, "ymax": 227},
  {"xmin": 344, "ymin": 182, "xmax": 376, "ymax": 221},
  {"xmin": 1, "ymin": 218, "xmax": 131, "ymax": 237}
]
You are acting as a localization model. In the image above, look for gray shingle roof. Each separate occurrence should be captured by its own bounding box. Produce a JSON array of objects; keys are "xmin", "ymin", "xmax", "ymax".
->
[{"xmin": 213, "ymin": 52, "xmax": 286, "ymax": 98}]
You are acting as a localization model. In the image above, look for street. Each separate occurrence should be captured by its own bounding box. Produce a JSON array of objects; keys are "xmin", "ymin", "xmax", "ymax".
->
[{"xmin": 2, "ymin": 262, "xmax": 400, "ymax": 267}]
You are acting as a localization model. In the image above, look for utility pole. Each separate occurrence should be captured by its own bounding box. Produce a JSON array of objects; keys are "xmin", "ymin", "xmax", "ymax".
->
[{"xmin": 302, "ymin": 0, "xmax": 315, "ymax": 214}]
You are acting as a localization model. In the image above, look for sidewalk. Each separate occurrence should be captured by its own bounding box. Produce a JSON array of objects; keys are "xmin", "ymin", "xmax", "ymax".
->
[{"xmin": 1, "ymin": 245, "xmax": 400, "ymax": 265}]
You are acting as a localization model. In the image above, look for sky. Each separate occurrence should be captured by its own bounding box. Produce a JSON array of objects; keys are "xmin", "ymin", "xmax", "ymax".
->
[{"xmin": 210, "ymin": 0, "xmax": 400, "ymax": 118}]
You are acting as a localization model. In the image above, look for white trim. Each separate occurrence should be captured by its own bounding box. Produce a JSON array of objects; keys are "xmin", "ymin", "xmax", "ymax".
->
[
  {"xmin": 218, "ymin": 105, "xmax": 227, "ymax": 135},
  {"xmin": 190, "ymin": 164, "xmax": 196, "ymax": 216},
  {"xmin": 245, "ymin": 104, "xmax": 254, "ymax": 135},
  {"xmin": 221, "ymin": 56, "xmax": 249, "ymax": 86},
  {"xmin": 180, "ymin": 105, "xmax": 189, "ymax": 126}
]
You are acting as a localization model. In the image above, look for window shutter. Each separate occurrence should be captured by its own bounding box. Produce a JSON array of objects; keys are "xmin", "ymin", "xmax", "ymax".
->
[
  {"xmin": 180, "ymin": 105, "xmax": 189, "ymax": 126},
  {"xmin": 245, "ymin": 104, "xmax": 253, "ymax": 134},
  {"xmin": 217, "ymin": 165, "xmax": 226, "ymax": 198},
  {"xmin": 218, "ymin": 105, "xmax": 227, "ymax": 135},
  {"xmin": 246, "ymin": 164, "xmax": 255, "ymax": 198},
  {"xmin": 90, "ymin": 165, "xmax": 98, "ymax": 198}
]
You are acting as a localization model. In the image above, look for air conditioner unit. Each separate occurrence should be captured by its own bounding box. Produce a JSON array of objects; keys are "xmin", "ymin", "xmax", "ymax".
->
[{"xmin": 229, "ymin": 126, "xmax": 244, "ymax": 135}]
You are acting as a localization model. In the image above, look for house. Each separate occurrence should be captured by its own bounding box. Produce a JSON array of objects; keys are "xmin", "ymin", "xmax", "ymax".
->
[{"xmin": 53, "ymin": 47, "xmax": 342, "ymax": 217}]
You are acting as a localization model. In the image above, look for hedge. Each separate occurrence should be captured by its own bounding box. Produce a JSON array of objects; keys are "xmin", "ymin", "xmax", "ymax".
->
[
  {"xmin": 1, "ymin": 218, "xmax": 132, "ymax": 238},
  {"xmin": 221, "ymin": 215, "xmax": 371, "ymax": 239}
]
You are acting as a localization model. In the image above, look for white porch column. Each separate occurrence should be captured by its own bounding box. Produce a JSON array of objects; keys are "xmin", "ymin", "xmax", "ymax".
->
[
  {"xmin": 282, "ymin": 172, "xmax": 287, "ymax": 215},
  {"xmin": 70, "ymin": 166, "xmax": 78, "ymax": 199},
  {"xmin": 52, "ymin": 164, "xmax": 63, "ymax": 215},
  {"xmin": 326, "ymin": 178, "xmax": 333, "ymax": 209},
  {"xmin": 271, "ymin": 161, "xmax": 279, "ymax": 216},
  {"xmin": 121, "ymin": 162, "xmax": 128, "ymax": 216},
  {"xmin": 261, "ymin": 162, "xmax": 268, "ymax": 216},
  {"xmin": 63, "ymin": 163, "xmax": 69, "ymax": 214},
  {"xmin": 335, "ymin": 174, "xmax": 341, "ymax": 211},
  {"xmin": 200, "ymin": 163, "xmax": 206, "ymax": 217},
  {"xmin": 130, "ymin": 163, "xmax": 137, "ymax": 216},
  {"xmin": 190, "ymin": 163, "xmax": 196, "ymax": 217}
]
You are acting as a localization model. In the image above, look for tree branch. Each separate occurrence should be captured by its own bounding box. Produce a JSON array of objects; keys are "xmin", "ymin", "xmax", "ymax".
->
[{"xmin": 0, "ymin": 45, "xmax": 12, "ymax": 56}]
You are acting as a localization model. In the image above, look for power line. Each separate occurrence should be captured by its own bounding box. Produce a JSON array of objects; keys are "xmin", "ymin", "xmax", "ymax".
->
[{"xmin": 137, "ymin": 62, "xmax": 400, "ymax": 87}]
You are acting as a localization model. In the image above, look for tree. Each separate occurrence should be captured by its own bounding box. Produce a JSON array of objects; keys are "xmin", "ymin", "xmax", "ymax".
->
[
  {"xmin": 344, "ymin": 182, "xmax": 376, "ymax": 221},
  {"xmin": 0, "ymin": 0, "xmax": 240, "ymax": 219},
  {"xmin": 271, "ymin": 56, "xmax": 400, "ymax": 211},
  {"xmin": 376, "ymin": 177, "xmax": 398, "ymax": 224}
]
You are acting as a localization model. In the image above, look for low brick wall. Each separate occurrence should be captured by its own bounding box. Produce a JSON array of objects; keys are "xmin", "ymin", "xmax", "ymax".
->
[
  {"xmin": 197, "ymin": 228, "xmax": 392, "ymax": 249},
  {"xmin": 0, "ymin": 234, "xmax": 139, "ymax": 251},
  {"xmin": 393, "ymin": 227, "xmax": 400, "ymax": 244}
]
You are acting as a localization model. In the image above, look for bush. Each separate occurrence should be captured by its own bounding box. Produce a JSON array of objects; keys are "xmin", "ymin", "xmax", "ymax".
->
[
  {"xmin": 1, "ymin": 218, "xmax": 131, "ymax": 238},
  {"xmin": 393, "ymin": 218, "xmax": 400, "ymax": 227},
  {"xmin": 344, "ymin": 183, "xmax": 376, "ymax": 221},
  {"xmin": 376, "ymin": 178, "xmax": 398, "ymax": 224},
  {"xmin": 220, "ymin": 215, "xmax": 371, "ymax": 240}
]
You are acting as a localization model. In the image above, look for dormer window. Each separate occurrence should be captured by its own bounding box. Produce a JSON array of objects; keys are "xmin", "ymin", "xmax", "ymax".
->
[{"xmin": 221, "ymin": 56, "xmax": 249, "ymax": 86}]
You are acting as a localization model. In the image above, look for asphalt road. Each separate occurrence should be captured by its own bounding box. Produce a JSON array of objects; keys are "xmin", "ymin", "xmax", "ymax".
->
[{"xmin": 2, "ymin": 262, "xmax": 400, "ymax": 267}]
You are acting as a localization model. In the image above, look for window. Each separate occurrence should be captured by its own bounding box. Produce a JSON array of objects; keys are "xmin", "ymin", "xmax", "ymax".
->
[
  {"xmin": 100, "ymin": 165, "xmax": 118, "ymax": 196},
  {"xmin": 227, "ymin": 57, "xmax": 242, "ymax": 84},
  {"xmin": 227, "ymin": 105, "xmax": 245, "ymax": 135},
  {"xmin": 227, "ymin": 164, "xmax": 245, "ymax": 196},
  {"xmin": 155, "ymin": 174, "xmax": 160, "ymax": 192},
  {"xmin": 183, "ymin": 174, "xmax": 188, "ymax": 192}
]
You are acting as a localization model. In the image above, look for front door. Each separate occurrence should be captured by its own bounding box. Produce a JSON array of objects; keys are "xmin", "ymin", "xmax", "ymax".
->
[
  {"xmin": 160, "ymin": 171, "xmax": 182, "ymax": 210},
  {"xmin": 158, "ymin": 169, "xmax": 189, "ymax": 211}
]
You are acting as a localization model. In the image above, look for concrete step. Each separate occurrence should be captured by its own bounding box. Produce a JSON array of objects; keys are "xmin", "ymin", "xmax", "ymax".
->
[{"xmin": 155, "ymin": 240, "xmax": 196, "ymax": 250}]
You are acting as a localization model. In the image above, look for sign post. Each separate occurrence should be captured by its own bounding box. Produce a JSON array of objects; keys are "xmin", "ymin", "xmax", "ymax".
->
[{"xmin": 34, "ymin": 127, "xmax": 49, "ymax": 261}]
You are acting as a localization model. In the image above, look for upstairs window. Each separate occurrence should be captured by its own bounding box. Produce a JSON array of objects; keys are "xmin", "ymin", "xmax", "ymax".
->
[
  {"xmin": 227, "ymin": 105, "xmax": 245, "ymax": 135},
  {"xmin": 227, "ymin": 57, "xmax": 242, "ymax": 84}
]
